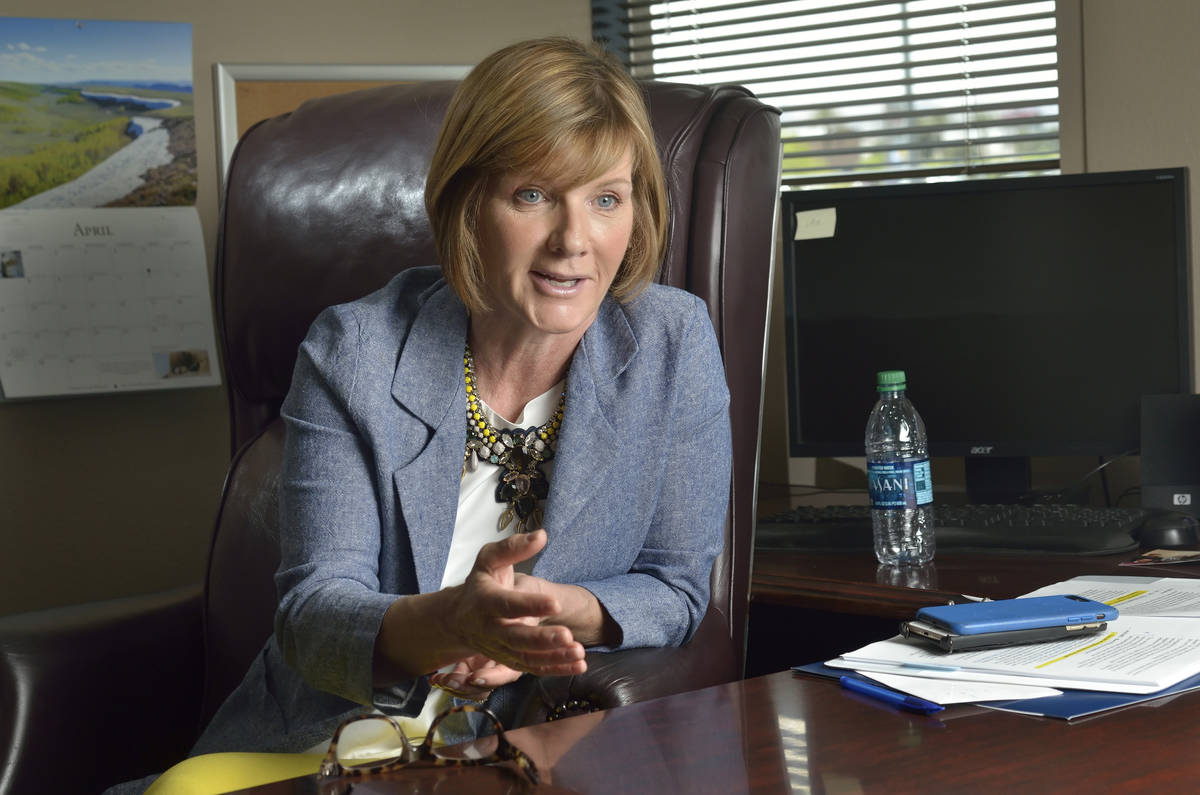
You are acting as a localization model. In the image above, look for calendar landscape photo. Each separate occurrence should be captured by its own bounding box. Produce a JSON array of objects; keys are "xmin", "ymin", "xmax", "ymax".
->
[{"xmin": 0, "ymin": 18, "xmax": 194, "ymax": 209}]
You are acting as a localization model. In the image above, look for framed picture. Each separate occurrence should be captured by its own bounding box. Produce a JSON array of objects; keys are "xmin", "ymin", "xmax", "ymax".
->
[{"xmin": 212, "ymin": 63, "xmax": 472, "ymax": 186}]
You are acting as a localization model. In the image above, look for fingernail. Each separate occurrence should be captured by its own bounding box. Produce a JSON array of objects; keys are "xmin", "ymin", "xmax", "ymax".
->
[{"xmin": 471, "ymin": 678, "xmax": 487, "ymax": 687}]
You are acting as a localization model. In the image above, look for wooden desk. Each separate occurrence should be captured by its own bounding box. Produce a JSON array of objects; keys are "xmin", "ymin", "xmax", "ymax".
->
[
  {"xmin": 235, "ymin": 669, "xmax": 1200, "ymax": 793},
  {"xmin": 746, "ymin": 548, "xmax": 1200, "ymax": 676},
  {"xmin": 750, "ymin": 549, "xmax": 1200, "ymax": 618},
  {"xmin": 748, "ymin": 552, "xmax": 1200, "ymax": 619},
  {"xmin": 750, "ymin": 484, "xmax": 1200, "ymax": 616},
  {"xmin": 751, "ymin": 485, "xmax": 1200, "ymax": 616}
]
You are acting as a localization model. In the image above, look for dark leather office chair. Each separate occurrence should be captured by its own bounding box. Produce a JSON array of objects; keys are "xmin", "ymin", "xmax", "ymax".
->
[{"xmin": 0, "ymin": 79, "xmax": 780, "ymax": 794}]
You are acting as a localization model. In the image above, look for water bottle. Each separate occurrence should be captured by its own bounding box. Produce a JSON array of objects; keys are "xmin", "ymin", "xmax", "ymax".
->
[{"xmin": 865, "ymin": 370, "xmax": 935, "ymax": 565}]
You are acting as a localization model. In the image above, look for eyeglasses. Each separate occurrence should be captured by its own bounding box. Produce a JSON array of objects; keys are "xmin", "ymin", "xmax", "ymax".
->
[{"xmin": 318, "ymin": 704, "xmax": 539, "ymax": 788}]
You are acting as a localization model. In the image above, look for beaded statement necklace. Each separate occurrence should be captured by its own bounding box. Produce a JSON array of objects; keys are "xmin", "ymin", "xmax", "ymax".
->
[{"xmin": 462, "ymin": 344, "xmax": 565, "ymax": 534}]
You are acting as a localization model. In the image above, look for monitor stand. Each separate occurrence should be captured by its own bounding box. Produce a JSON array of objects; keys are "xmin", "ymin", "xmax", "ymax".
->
[{"xmin": 965, "ymin": 456, "xmax": 1032, "ymax": 504}]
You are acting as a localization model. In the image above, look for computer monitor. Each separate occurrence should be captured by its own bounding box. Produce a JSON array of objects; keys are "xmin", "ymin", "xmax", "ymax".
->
[{"xmin": 781, "ymin": 168, "xmax": 1193, "ymax": 503}]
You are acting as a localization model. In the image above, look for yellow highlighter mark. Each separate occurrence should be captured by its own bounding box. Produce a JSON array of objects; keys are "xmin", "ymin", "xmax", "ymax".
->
[
  {"xmin": 1035, "ymin": 632, "xmax": 1118, "ymax": 668},
  {"xmin": 1105, "ymin": 591, "xmax": 1148, "ymax": 606}
]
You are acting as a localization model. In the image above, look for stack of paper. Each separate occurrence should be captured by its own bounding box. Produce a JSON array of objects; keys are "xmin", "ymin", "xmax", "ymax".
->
[{"xmin": 825, "ymin": 575, "xmax": 1200, "ymax": 718}]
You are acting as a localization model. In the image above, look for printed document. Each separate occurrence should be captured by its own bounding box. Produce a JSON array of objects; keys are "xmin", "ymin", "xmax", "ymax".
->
[
  {"xmin": 1019, "ymin": 575, "xmax": 1200, "ymax": 618},
  {"xmin": 831, "ymin": 615, "xmax": 1200, "ymax": 694}
]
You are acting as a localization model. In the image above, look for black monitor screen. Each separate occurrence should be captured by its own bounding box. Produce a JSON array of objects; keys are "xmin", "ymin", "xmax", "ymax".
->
[{"xmin": 783, "ymin": 168, "xmax": 1192, "ymax": 465}]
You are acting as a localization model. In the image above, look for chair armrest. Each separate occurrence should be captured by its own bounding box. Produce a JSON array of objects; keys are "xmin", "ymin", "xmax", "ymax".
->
[
  {"xmin": 0, "ymin": 584, "xmax": 205, "ymax": 794},
  {"xmin": 519, "ymin": 614, "xmax": 741, "ymax": 725}
]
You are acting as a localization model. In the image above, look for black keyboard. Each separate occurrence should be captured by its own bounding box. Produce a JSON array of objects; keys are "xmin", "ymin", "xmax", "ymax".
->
[{"xmin": 756, "ymin": 503, "xmax": 1145, "ymax": 556}]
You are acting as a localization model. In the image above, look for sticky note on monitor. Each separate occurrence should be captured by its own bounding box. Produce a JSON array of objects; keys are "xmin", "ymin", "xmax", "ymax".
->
[{"xmin": 794, "ymin": 207, "xmax": 836, "ymax": 240}]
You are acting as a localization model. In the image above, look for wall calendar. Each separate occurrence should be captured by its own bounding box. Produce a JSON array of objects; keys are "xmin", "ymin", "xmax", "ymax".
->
[{"xmin": 0, "ymin": 207, "xmax": 220, "ymax": 399}]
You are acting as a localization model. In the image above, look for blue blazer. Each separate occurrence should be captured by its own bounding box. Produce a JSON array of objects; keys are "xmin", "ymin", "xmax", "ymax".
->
[{"xmin": 193, "ymin": 267, "xmax": 731, "ymax": 754}]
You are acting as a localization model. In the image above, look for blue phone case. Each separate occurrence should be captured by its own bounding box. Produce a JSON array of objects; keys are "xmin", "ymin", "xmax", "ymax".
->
[{"xmin": 915, "ymin": 595, "xmax": 1118, "ymax": 634}]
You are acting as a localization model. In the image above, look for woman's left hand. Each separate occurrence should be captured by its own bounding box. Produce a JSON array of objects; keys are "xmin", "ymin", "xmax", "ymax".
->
[{"xmin": 512, "ymin": 571, "xmax": 622, "ymax": 648}]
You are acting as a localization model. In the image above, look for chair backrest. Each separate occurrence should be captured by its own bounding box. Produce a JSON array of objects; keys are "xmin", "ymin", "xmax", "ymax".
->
[{"xmin": 204, "ymin": 79, "xmax": 780, "ymax": 725}]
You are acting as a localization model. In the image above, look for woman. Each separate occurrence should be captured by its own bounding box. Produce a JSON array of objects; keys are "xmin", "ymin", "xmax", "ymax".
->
[{"xmin": 114, "ymin": 36, "xmax": 731, "ymax": 793}]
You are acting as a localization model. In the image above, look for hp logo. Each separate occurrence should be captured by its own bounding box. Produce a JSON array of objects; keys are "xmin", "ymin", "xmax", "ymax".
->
[{"xmin": 1173, "ymin": 493, "xmax": 1193, "ymax": 506}]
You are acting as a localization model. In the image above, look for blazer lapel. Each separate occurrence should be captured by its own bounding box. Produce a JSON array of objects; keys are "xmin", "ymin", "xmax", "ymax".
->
[
  {"xmin": 391, "ymin": 284, "xmax": 468, "ymax": 594},
  {"xmin": 386, "ymin": 288, "xmax": 639, "ymax": 589},
  {"xmin": 536, "ymin": 299, "xmax": 637, "ymax": 578}
]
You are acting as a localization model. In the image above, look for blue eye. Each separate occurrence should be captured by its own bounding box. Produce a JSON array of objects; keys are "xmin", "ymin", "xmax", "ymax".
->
[
  {"xmin": 596, "ymin": 194, "xmax": 618, "ymax": 209},
  {"xmin": 516, "ymin": 189, "xmax": 542, "ymax": 204}
]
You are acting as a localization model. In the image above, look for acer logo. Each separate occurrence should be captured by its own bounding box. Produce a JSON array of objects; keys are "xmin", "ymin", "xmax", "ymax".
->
[{"xmin": 970, "ymin": 446, "xmax": 995, "ymax": 455}]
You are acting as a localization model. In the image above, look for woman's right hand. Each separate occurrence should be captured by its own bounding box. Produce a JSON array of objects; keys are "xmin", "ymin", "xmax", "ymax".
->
[{"xmin": 447, "ymin": 530, "xmax": 587, "ymax": 676}]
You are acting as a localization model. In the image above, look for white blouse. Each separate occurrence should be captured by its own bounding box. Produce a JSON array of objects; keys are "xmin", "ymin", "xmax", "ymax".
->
[{"xmin": 441, "ymin": 379, "xmax": 563, "ymax": 587}]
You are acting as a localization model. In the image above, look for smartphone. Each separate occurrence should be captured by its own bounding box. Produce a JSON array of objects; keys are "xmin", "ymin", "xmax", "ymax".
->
[
  {"xmin": 900, "ymin": 618, "xmax": 1108, "ymax": 653},
  {"xmin": 914, "ymin": 594, "xmax": 1118, "ymax": 635}
]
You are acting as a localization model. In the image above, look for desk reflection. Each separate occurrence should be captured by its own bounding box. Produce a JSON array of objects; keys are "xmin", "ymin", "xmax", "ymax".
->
[
  {"xmin": 533, "ymin": 681, "xmax": 762, "ymax": 793},
  {"xmin": 876, "ymin": 563, "xmax": 938, "ymax": 590},
  {"xmin": 238, "ymin": 671, "xmax": 1200, "ymax": 794}
]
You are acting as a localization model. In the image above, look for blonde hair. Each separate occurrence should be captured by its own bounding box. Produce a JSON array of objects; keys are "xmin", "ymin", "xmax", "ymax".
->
[{"xmin": 425, "ymin": 37, "xmax": 668, "ymax": 314}]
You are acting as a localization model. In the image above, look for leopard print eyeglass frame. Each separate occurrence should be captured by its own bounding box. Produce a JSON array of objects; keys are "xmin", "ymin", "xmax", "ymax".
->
[{"xmin": 317, "ymin": 704, "xmax": 539, "ymax": 788}]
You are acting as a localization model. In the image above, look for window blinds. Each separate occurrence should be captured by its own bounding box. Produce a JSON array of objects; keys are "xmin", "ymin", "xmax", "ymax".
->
[{"xmin": 602, "ymin": 0, "xmax": 1060, "ymax": 186}]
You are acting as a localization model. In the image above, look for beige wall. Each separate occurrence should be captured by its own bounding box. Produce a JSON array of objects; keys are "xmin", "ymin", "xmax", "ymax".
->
[
  {"xmin": 0, "ymin": 0, "xmax": 589, "ymax": 616},
  {"xmin": 761, "ymin": 0, "xmax": 1200, "ymax": 489}
]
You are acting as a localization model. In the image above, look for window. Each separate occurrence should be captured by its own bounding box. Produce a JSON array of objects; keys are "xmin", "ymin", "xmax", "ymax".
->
[{"xmin": 595, "ymin": 0, "xmax": 1060, "ymax": 187}]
